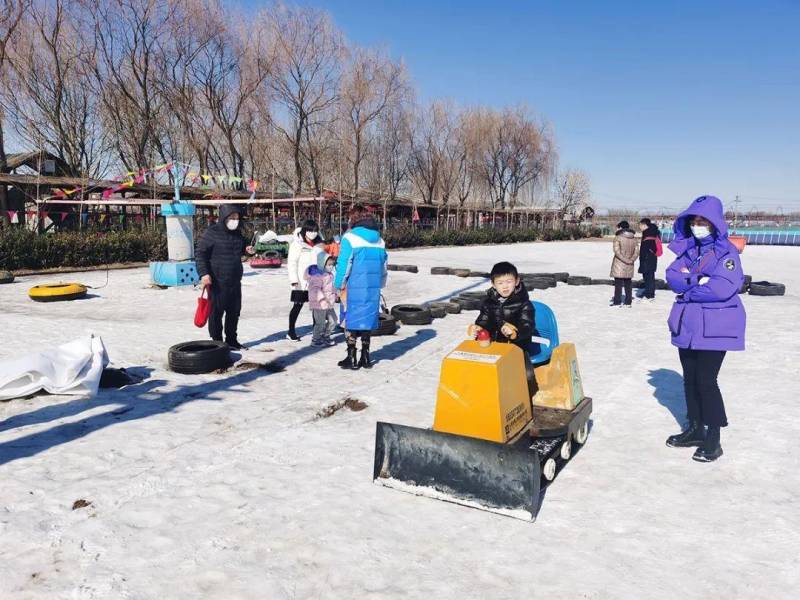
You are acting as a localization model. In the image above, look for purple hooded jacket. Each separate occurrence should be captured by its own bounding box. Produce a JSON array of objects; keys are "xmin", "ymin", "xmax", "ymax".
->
[{"xmin": 666, "ymin": 195, "xmax": 746, "ymax": 351}]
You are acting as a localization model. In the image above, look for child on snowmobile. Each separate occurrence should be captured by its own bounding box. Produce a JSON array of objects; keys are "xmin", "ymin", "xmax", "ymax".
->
[
  {"xmin": 469, "ymin": 261, "xmax": 536, "ymax": 396},
  {"xmin": 469, "ymin": 261, "xmax": 534, "ymax": 351}
]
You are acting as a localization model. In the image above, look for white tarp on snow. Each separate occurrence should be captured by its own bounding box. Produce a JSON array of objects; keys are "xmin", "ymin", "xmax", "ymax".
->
[{"xmin": 0, "ymin": 334, "xmax": 108, "ymax": 400}]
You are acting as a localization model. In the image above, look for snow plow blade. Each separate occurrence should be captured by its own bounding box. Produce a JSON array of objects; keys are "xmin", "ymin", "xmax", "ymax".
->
[{"xmin": 373, "ymin": 421, "xmax": 541, "ymax": 521}]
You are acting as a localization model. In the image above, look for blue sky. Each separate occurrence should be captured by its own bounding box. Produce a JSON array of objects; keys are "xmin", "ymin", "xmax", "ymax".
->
[{"xmin": 254, "ymin": 0, "xmax": 800, "ymax": 212}]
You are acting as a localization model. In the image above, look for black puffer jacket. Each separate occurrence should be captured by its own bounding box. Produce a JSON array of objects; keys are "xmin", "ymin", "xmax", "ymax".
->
[
  {"xmin": 638, "ymin": 223, "xmax": 661, "ymax": 274},
  {"xmin": 475, "ymin": 282, "xmax": 535, "ymax": 351},
  {"xmin": 195, "ymin": 204, "xmax": 248, "ymax": 283}
]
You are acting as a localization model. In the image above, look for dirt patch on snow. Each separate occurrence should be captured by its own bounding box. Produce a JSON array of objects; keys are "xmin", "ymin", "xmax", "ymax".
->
[{"xmin": 315, "ymin": 396, "xmax": 369, "ymax": 420}]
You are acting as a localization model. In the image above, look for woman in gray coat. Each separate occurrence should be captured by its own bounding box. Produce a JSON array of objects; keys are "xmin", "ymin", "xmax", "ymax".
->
[{"xmin": 610, "ymin": 220, "xmax": 640, "ymax": 306}]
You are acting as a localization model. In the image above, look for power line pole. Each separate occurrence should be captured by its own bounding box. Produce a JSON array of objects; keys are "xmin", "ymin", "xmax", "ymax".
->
[{"xmin": 733, "ymin": 195, "xmax": 741, "ymax": 231}]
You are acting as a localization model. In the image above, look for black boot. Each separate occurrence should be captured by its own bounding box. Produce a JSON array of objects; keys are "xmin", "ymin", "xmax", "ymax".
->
[
  {"xmin": 358, "ymin": 343, "xmax": 372, "ymax": 369},
  {"xmin": 666, "ymin": 421, "xmax": 705, "ymax": 448},
  {"xmin": 692, "ymin": 426, "xmax": 723, "ymax": 462},
  {"xmin": 338, "ymin": 345, "xmax": 359, "ymax": 370}
]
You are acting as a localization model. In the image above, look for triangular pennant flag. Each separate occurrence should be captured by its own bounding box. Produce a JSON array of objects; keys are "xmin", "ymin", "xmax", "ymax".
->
[
  {"xmin": 201, "ymin": 174, "xmax": 212, "ymax": 183},
  {"xmin": 39, "ymin": 211, "xmax": 49, "ymax": 220},
  {"xmin": 100, "ymin": 214, "xmax": 107, "ymax": 223},
  {"xmin": 135, "ymin": 214, "xmax": 144, "ymax": 223},
  {"xmin": 102, "ymin": 189, "xmax": 113, "ymax": 199},
  {"xmin": 60, "ymin": 212, "xmax": 69, "ymax": 221},
  {"xmin": 8, "ymin": 210, "xmax": 18, "ymax": 223}
]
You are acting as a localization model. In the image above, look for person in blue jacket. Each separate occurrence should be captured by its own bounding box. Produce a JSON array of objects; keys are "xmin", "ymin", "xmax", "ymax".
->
[
  {"xmin": 333, "ymin": 204, "xmax": 388, "ymax": 370},
  {"xmin": 665, "ymin": 195, "xmax": 746, "ymax": 462}
]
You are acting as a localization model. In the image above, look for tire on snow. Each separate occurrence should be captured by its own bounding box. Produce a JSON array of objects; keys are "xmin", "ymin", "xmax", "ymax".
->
[
  {"xmin": 424, "ymin": 302, "xmax": 449, "ymax": 318},
  {"xmin": 442, "ymin": 301, "xmax": 462, "ymax": 314},
  {"xmin": 749, "ymin": 281, "xmax": 785, "ymax": 297},
  {"xmin": 453, "ymin": 296, "xmax": 483, "ymax": 311},
  {"xmin": 390, "ymin": 304, "xmax": 434, "ymax": 325},
  {"xmin": 398, "ymin": 265, "xmax": 419, "ymax": 273},
  {"xmin": 567, "ymin": 276, "xmax": 591, "ymax": 286},
  {"xmin": 431, "ymin": 267, "xmax": 452, "ymax": 275},
  {"xmin": 168, "ymin": 341, "xmax": 231, "ymax": 374},
  {"xmin": 590, "ymin": 278, "xmax": 614, "ymax": 286},
  {"xmin": 0, "ymin": 270, "xmax": 14, "ymax": 284},
  {"xmin": 739, "ymin": 274, "xmax": 752, "ymax": 294},
  {"xmin": 372, "ymin": 313, "xmax": 399, "ymax": 336},
  {"xmin": 451, "ymin": 268, "xmax": 472, "ymax": 278}
]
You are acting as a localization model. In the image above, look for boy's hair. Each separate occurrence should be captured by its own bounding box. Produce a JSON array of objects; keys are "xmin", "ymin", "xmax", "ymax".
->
[
  {"xmin": 490, "ymin": 261, "xmax": 519, "ymax": 281},
  {"xmin": 639, "ymin": 217, "xmax": 652, "ymax": 226}
]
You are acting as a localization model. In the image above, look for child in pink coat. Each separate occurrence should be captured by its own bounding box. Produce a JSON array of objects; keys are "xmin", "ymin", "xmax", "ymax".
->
[{"xmin": 305, "ymin": 252, "xmax": 338, "ymax": 346}]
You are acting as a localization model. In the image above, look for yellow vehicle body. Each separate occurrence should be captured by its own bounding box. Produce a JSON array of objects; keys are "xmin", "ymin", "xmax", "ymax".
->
[
  {"xmin": 532, "ymin": 342, "xmax": 584, "ymax": 411},
  {"xmin": 433, "ymin": 340, "xmax": 532, "ymax": 443}
]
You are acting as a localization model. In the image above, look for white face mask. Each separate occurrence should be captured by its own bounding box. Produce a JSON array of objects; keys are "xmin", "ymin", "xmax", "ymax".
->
[
  {"xmin": 306, "ymin": 231, "xmax": 318, "ymax": 240},
  {"xmin": 226, "ymin": 219, "xmax": 239, "ymax": 231},
  {"xmin": 325, "ymin": 265, "xmax": 334, "ymax": 273},
  {"xmin": 691, "ymin": 225, "xmax": 711, "ymax": 239}
]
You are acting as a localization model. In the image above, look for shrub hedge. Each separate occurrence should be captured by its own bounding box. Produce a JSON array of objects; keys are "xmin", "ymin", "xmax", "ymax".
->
[
  {"xmin": 0, "ymin": 228, "xmax": 167, "ymax": 271},
  {"xmin": 0, "ymin": 225, "xmax": 600, "ymax": 271}
]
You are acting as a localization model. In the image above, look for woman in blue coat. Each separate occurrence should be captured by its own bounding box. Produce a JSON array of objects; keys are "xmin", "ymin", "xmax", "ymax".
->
[
  {"xmin": 665, "ymin": 195, "xmax": 745, "ymax": 462},
  {"xmin": 333, "ymin": 204, "xmax": 388, "ymax": 370}
]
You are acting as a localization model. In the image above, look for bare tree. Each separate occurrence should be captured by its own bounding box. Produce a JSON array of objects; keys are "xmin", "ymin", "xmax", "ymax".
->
[
  {"xmin": 7, "ymin": 0, "xmax": 107, "ymax": 176},
  {"xmin": 0, "ymin": 0, "xmax": 29, "ymax": 225},
  {"xmin": 267, "ymin": 4, "xmax": 341, "ymax": 195},
  {"xmin": 340, "ymin": 47, "xmax": 408, "ymax": 193},
  {"xmin": 409, "ymin": 101, "xmax": 451, "ymax": 206},
  {"xmin": 555, "ymin": 168, "xmax": 591, "ymax": 226}
]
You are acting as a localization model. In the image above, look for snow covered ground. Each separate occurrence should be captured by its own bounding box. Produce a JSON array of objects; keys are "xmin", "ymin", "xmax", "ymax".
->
[{"xmin": 1, "ymin": 240, "xmax": 798, "ymax": 600}]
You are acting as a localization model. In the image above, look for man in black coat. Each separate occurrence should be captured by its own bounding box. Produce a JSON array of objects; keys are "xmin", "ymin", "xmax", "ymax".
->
[
  {"xmin": 195, "ymin": 204, "xmax": 254, "ymax": 349},
  {"xmin": 638, "ymin": 217, "xmax": 661, "ymax": 300}
]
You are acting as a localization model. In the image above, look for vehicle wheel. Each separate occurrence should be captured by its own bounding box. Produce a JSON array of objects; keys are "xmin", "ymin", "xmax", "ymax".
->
[
  {"xmin": 390, "ymin": 304, "xmax": 433, "ymax": 325},
  {"xmin": 542, "ymin": 458, "xmax": 557, "ymax": 482},
  {"xmin": 168, "ymin": 340, "xmax": 231, "ymax": 374},
  {"xmin": 443, "ymin": 301, "xmax": 462, "ymax": 314},
  {"xmin": 749, "ymin": 281, "xmax": 785, "ymax": 296},
  {"xmin": 372, "ymin": 313, "xmax": 399, "ymax": 336},
  {"xmin": 424, "ymin": 303, "xmax": 448, "ymax": 318},
  {"xmin": 431, "ymin": 267, "xmax": 451, "ymax": 275},
  {"xmin": 567, "ymin": 276, "xmax": 591, "ymax": 286},
  {"xmin": 0, "ymin": 270, "xmax": 14, "ymax": 284},
  {"xmin": 560, "ymin": 439, "xmax": 572, "ymax": 460},
  {"xmin": 451, "ymin": 268, "xmax": 471, "ymax": 278},
  {"xmin": 575, "ymin": 422, "xmax": 589, "ymax": 445}
]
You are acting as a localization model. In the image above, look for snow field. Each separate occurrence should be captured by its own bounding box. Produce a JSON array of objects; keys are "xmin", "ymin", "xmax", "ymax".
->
[{"xmin": 1, "ymin": 240, "xmax": 798, "ymax": 599}]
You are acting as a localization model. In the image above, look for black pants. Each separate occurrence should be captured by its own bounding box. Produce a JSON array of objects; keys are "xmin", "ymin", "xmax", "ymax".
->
[
  {"xmin": 209, "ymin": 282, "xmax": 242, "ymax": 343},
  {"xmin": 642, "ymin": 271, "xmax": 656, "ymax": 299},
  {"xmin": 288, "ymin": 302, "xmax": 304, "ymax": 335},
  {"xmin": 613, "ymin": 278, "xmax": 632, "ymax": 305},
  {"xmin": 345, "ymin": 330, "xmax": 371, "ymax": 348},
  {"xmin": 679, "ymin": 348, "xmax": 728, "ymax": 427}
]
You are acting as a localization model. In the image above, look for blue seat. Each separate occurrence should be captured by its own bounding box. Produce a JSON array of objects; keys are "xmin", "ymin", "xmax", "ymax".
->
[{"xmin": 529, "ymin": 300, "xmax": 559, "ymax": 365}]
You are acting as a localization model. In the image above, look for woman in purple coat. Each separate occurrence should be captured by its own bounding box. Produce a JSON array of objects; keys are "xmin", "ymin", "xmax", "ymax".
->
[{"xmin": 665, "ymin": 195, "xmax": 745, "ymax": 462}]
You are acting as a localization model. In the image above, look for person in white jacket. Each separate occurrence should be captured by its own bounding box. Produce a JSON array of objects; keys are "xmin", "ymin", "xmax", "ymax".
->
[{"xmin": 286, "ymin": 219, "xmax": 323, "ymax": 340}]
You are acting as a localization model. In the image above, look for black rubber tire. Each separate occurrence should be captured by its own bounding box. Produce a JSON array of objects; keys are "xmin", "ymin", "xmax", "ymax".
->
[
  {"xmin": 431, "ymin": 267, "xmax": 452, "ymax": 275},
  {"xmin": 567, "ymin": 276, "xmax": 591, "ymax": 286},
  {"xmin": 372, "ymin": 313, "xmax": 399, "ymax": 336},
  {"xmin": 451, "ymin": 268, "xmax": 472, "ymax": 278},
  {"xmin": 442, "ymin": 301, "xmax": 462, "ymax": 314},
  {"xmin": 168, "ymin": 340, "xmax": 231, "ymax": 374},
  {"xmin": 390, "ymin": 304, "xmax": 434, "ymax": 325},
  {"xmin": 590, "ymin": 278, "xmax": 614, "ymax": 286},
  {"xmin": 459, "ymin": 290, "xmax": 490, "ymax": 299},
  {"xmin": 655, "ymin": 279, "xmax": 669, "ymax": 290},
  {"xmin": 523, "ymin": 272, "xmax": 556, "ymax": 279},
  {"xmin": 387, "ymin": 264, "xmax": 401, "ymax": 271},
  {"xmin": 552, "ymin": 272, "xmax": 569, "ymax": 283},
  {"xmin": 397, "ymin": 265, "xmax": 418, "ymax": 273},
  {"xmin": 525, "ymin": 278, "xmax": 553, "ymax": 290},
  {"xmin": 749, "ymin": 281, "xmax": 785, "ymax": 297},
  {"xmin": 468, "ymin": 271, "xmax": 491, "ymax": 278},
  {"xmin": 453, "ymin": 296, "xmax": 483, "ymax": 311},
  {"xmin": 0, "ymin": 270, "xmax": 14, "ymax": 284},
  {"xmin": 739, "ymin": 274, "xmax": 752, "ymax": 294},
  {"xmin": 425, "ymin": 303, "xmax": 448, "ymax": 318}
]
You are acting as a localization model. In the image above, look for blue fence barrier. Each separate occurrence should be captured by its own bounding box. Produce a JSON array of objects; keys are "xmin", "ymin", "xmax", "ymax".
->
[{"xmin": 659, "ymin": 229, "xmax": 800, "ymax": 246}]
